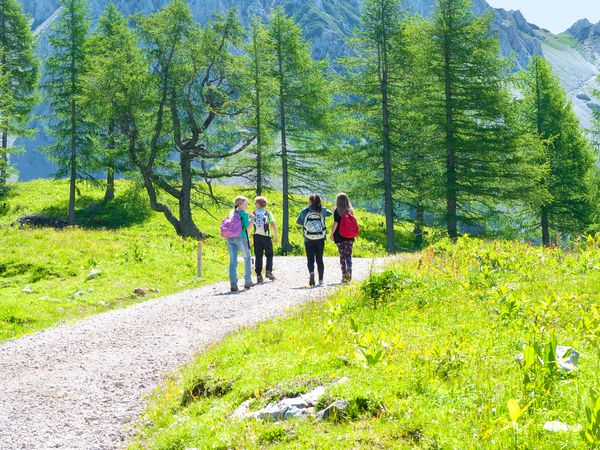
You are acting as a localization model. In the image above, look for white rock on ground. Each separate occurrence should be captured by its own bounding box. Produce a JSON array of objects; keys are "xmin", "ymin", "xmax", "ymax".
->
[{"xmin": 0, "ymin": 256, "xmax": 385, "ymax": 450}]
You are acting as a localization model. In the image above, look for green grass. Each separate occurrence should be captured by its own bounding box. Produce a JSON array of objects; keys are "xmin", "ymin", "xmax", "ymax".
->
[
  {"xmin": 0, "ymin": 180, "xmax": 422, "ymax": 342},
  {"xmin": 543, "ymin": 33, "xmax": 579, "ymax": 51},
  {"xmin": 129, "ymin": 236, "xmax": 600, "ymax": 449}
]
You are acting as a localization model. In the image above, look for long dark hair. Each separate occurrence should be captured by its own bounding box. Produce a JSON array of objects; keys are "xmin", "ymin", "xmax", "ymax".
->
[{"xmin": 309, "ymin": 194, "xmax": 323, "ymax": 213}]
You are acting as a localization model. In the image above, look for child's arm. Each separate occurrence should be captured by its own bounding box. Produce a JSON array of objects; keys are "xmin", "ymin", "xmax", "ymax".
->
[
  {"xmin": 330, "ymin": 222, "xmax": 338, "ymax": 242},
  {"xmin": 270, "ymin": 222, "xmax": 279, "ymax": 244}
]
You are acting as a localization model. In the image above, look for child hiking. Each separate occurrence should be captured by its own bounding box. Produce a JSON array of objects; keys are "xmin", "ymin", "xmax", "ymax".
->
[
  {"xmin": 296, "ymin": 194, "xmax": 331, "ymax": 287},
  {"xmin": 330, "ymin": 193, "xmax": 359, "ymax": 283},
  {"xmin": 252, "ymin": 196, "xmax": 279, "ymax": 283},
  {"xmin": 221, "ymin": 196, "xmax": 255, "ymax": 293}
]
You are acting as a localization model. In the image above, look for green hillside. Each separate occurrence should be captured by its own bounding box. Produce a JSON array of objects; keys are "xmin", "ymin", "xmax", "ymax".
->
[
  {"xmin": 130, "ymin": 237, "xmax": 600, "ymax": 449},
  {"xmin": 0, "ymin": 180, "xmax": 424, "ymax": 342}
]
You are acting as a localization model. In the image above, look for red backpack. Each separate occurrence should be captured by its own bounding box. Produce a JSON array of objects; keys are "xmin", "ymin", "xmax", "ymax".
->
[{"xmin": 339, "ymin": 212, "xmax": 359, "ymax": 238}]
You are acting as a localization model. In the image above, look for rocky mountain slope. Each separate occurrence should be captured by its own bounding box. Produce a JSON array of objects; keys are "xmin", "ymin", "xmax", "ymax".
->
[{"xmin": 10, "ymin": 0, "xmax": 600, "ymax": 180}]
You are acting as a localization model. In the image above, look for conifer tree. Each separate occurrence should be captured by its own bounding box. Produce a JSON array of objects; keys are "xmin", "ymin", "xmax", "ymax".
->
[
  {"xmin": 337, "ymin": 0, "xmax": 404, "ymax": 253},
  {"xmin": 518, "ymin": 55, "xmax": 595, "ymax": 244},
  {"xmin": 425, "ymin": 0, "xmax": 537, "ymax": 239},
  {"xmin": 84, "ymin": 2, "xmax": 133, "ymax": 201},
  {"xmin": 269, "ymin": 8, "xmax": 330, "ymax": 253},
  {"xmin": 126, "ymin": 1, "xmax": 252, "ymax": 239},
  {"xmin": 0, "ymin": 0, "xmax": 39, "ymax": 186},
  {"xmin": 43, "ymin": 0, "xmax": 91, "ymax": 225},
  {"xmin": 242, "ymin": 16, "xmax": 277, "ymax": 196}
]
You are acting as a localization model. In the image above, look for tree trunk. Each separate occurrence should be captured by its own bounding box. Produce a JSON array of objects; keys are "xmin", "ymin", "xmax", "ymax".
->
[
  {"xmin": 254, "ymin": 34, "xmax": 263, "ymax": 197},
  {"xmin": 541, "ymin": 206, "xmax": 550, "ymax": 246},
  {"xmin": 277, "ymin": 32, "xmax": 291, "ymax": 254},
  {"xmin": 414, "ymin": 205, "xmax": 425, "ymax": 248},
  {"xmin": 104, "ymin": 167, "xmax": 115, "ymax": 202},
  {"xmin": 379, "ymin": 2, "xmax": 396, "ymax": 254},
  {"xmin": 68, "ymin": 5, "xmax": 77, "ymax": 226},
  {"xmin": 0, "ymin": 130, "xmax": 8, "ymax": 186},
  {"xmin": 104, "ymin": 120, "xmax": 115, "ymax": 201},
  {"xmin": 68, "ymin": 98, "xmax": 77, "ymax": 226},
  {"xmin": 444, "ymin": 42, "xmax": 457, "ymax": 241},
  {"xmin": 179, "ymin": 151, "xmax": 202, "ymax": 239}
]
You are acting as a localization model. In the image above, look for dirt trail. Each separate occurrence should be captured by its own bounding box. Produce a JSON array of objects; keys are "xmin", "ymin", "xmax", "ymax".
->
[{"xmin": 0, "ymin": 256, "xmax": 384, "ymax": 450}]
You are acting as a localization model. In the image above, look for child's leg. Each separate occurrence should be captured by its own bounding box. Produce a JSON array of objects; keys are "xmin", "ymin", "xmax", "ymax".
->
[
  {"xmin": 240, "ymin": 237, "xmax": 253, "ymax": 284},
  {"xmin": 315, "ymin": 239, "xmax": 325, "ymax": 280},
  {"xmin": 305, "ymin": 240, "xmax": 316, "ymax": 274},
  {"xmin": 337, "ymin": 242, "xmax": 347, "ymax": 275},
  {"xmin": 254, "ymin": 236, "xmax": 265, "ymax": 276},
  {"xmin": 265, "ymin": 237, "xmax": 274, "ymax": 273},
  {"xmin": 227, "ymin": 239, "xmax": 239, "ymax": 285},
  {"xmin": 346, "ymin": 241, "xmax": 354, "ymax": 273}
]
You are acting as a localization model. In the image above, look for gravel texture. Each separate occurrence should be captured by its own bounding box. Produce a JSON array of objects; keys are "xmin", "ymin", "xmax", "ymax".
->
[{"xmin": 0, "ymin": 256, "xmax": 383, "ymax": 450}]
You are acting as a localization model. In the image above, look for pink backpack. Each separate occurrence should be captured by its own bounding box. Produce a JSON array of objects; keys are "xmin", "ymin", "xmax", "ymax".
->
[{"xmin": 220, "ymin": 211, "xmax": 243, "ymax": 238}]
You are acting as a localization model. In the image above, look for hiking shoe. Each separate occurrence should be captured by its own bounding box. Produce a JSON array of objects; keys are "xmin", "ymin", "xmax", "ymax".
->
[
  {"xmin": 257, "ymin": 275, "xmax": 264, "ymax": 284},
  {"xmin": 231, "ymin": 284, "xmax": 239, "ymax": 293},
  {"xmin": 266, "ymin": 271, "xmax": 276, "ymax": 281},
  {"xmin": 318, "ymin": 279, "xmax": 324, "ymax": 286},
  {"xmin": 244, "ymin": 282, "xmax": 256, "ymax": 290},
  {"xmin": 309, "ymin": 273, "xmax": 316, "ymax": 287}
]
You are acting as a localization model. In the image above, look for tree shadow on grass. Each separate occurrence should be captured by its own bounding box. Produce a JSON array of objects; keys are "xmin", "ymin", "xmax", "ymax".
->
[{"xmin": 33, "ymin": 189, "xmax": 152, "ymax": 229}]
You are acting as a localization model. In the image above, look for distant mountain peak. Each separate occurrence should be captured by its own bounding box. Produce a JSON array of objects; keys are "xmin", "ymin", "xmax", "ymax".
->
[{"xmin": 566, "ymin": 18, "xmax": 600, "ymax": 41}]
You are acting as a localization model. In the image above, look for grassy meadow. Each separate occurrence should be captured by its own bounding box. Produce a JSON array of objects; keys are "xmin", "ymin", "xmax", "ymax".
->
[
  {"xmin": 130, "ymin": 237, "xmax": 600, "ymax": 449},
  {"xmin": 0, "ymin": 180, "xmax": 423, "ymax": 342}
]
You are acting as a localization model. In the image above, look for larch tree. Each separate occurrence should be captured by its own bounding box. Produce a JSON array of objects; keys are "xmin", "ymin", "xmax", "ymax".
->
[
  {"xmin": 43, "ymin": 0, "xmax": 91, "ymax": 225},
  {"xmin": 83, "ymin": 1, "xmax": 132, "ymax": 201},
  {"xmin": 336, "ymin": 0, "xmax": 405, "ymax": 253},
  {"xmin": 269, "ymin": 7, "xmax": 330, "ymax": 253},
  {"xmin": 518, "ymin": 55, "xmax": 595, "ymax": 245},
  {"xmin": 242, "ymin": 16, "xmax": 277, "ymax": 197},
  {"xmin": 130, "ymin": 0, "xmax": 253, "ymax": 239},
  {"xmin": 425, "ymin": 0, "xmax": 539, "ymax": 239},
  {"xmin": 0, "ymin": 0, "xmax": 39, "ymax": 187}
]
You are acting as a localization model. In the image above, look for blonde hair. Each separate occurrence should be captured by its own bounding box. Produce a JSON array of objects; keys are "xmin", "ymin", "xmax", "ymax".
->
[
  {"xmin": 336, "ymin": 193, "xmax": 353, "ymax": 215},
  {"xmin": 234, "ymin": 196, "xmax": 248, "ymax": 209},
  {"xmin": 254, "ymin": 196, "xmax": 268, "ymax": 208}
]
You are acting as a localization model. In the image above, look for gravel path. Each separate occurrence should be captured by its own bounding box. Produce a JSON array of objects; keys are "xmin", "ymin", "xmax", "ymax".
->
[{"xmin": 0, "ymin": 256, "xmax": 383, "ymax": 450}]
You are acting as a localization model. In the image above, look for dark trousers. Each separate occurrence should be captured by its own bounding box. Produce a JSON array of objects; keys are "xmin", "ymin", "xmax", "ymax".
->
[
  {"xmin": 254, "ymin": 234, "xmax": 274, "ymax": 275},
  {"xmin": 305, "ymin": 238, "xmax": 325, "ymax": 279}
]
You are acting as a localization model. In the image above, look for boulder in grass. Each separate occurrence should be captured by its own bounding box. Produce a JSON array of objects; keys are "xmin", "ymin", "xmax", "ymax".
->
[
  {"xmin": 134, "ymin": 288, "xmax": 147, "ymax": 297},
  {"xmin": 87, "ymin": 269, "xmax": 102, "ymax": 280},
  {"xmin": 515, "ymin": 346, "xmax": 580, "ymax": 374},
  {"xmin": 543, "ymin": 421, "xmax": 581, "ymax": 433},
  {"xmin": 556, "ymin": 346, "xmax": 579, "ymax": 374},
  {"xmin": 316, "ymin": 400, "xmax": 348, "ymax": 422}
]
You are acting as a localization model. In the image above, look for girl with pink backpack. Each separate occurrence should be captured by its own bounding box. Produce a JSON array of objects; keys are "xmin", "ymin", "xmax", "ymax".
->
[
  {"xmin": 329, "ymin": 193, "xmax": 359, "ymax": 283},
  {"xmin": 221, "ymin": 196, "xmax": 255, "ymax": 292}
]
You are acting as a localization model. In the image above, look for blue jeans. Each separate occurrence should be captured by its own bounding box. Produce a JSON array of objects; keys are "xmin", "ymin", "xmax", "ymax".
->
[{"xmin": 227, "ymin": 236, "xmax": 252, "ymax": 285}]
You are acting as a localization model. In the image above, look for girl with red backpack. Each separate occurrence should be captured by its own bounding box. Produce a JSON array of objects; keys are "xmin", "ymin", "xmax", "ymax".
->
[{"xmin": 330, "ymin": 193, "xmax": 359, "ymax": 283}]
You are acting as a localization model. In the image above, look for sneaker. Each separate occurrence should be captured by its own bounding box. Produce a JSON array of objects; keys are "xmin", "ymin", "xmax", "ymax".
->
[
  {"xmin": 265, "ymin": 271, "xmax": 276, "ymax": 281},
  {"xmin": 257, "ymin": 275, "xmax": 264, "ymax": 284},
  {"xmin": 309, "ymin": 273, "xmax": 316, "ymax": 287},
  {"xmin": 244, "ymin": 281, "xmax": 256, "ymax": 290},
  {"xmin": 318, "ymin": 279, "xmax": 324, "ymax": 286},
  {"xmin": 231, "ymin": 284, "xmax": 239, "ymax": 293}
]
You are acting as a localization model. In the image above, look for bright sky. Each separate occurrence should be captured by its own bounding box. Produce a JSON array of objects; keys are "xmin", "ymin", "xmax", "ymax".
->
[{"xmin": 486, "ymin": 0, "xmax": 600, "ymax": 34}]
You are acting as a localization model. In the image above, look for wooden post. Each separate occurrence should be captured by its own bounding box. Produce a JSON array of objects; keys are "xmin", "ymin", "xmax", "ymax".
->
[{"xmin": 196, "ymin": 240, "xmax": 203, "ymax": 278}]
